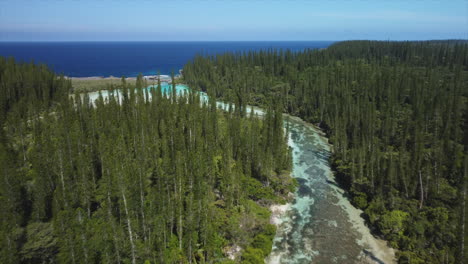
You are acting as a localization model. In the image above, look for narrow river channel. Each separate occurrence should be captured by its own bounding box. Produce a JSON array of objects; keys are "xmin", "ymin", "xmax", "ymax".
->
[{"xmin": 267, "ymin": 116, "xmax": 395, "ymax": 264}]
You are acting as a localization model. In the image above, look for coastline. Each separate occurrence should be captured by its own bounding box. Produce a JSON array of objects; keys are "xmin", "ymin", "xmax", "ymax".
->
[
  {"xmin": 67, "ymin": 74, "xmax": 174, "ymax": 81},
  {"xmin": 68, "ymin": 74, "xmax": 182, "ymax": 93}
]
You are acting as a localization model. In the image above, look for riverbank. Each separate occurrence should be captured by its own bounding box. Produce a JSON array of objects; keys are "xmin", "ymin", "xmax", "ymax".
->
[
  {"xmin": 292, "ymin": 117, "xmax": 397, "ymax": 263},
  {"xmin": 267, "ymin": 114, "xmax": 396, "ymax": 264},
  {"xmin": 301, "ymin": 115, "xmax": 397, "ymax": 264}
]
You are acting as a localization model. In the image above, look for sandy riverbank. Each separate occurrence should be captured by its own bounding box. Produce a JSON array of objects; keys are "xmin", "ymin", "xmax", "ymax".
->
[
  {"xmin": 266, "ymin": 115, "xmax": 396, "ymax": 264},
  {"xmin": 306, "ymin": 120, "xmax": 397, "ymax": 264}
]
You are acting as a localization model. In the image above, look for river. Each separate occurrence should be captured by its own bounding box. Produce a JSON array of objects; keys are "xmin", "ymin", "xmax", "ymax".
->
[
  {"xmin": 85, "ymin": 84, "xmax": 395, "ymax": 264},
  {"xmin": 267, "ymin": 115, "xmax": 395, "ymax": 264}
]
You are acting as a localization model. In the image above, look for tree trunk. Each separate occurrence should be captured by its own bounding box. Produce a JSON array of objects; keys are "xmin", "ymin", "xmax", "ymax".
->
[
  {"xmin": 459, "ymin": 159, "xmax": 467, "ymax": 263},
  {"xmin": 77, "ymin": 210, "xmax": 89, "ymax": 264},
  {"xmin": 139, "ymin": 168, "xmax": 148, "ymax": 242},
  {"xmin": 460, "ymin": 183, "xmax": 465, "ymax": 263},
  {"xmin": 122, "ymin": 191, "xmax": 137, "ymax": 264},
  {"xmin": 419, "ymin": 170, "xmax": 424, "ymax": 209},
  {"xmin": 435, "ymin": 161, "xmax": 440, "ymax": 194},
  {"xmin": 178, "ymin": 176, "xmax": 183, "ymax": 251},
  {"xmin": 58, "ymin": 151, "xmax": 68, "ymax": 207},
  {"xmin": 107, "ymin": 191, "xmax": 121, "ymax": 264}
]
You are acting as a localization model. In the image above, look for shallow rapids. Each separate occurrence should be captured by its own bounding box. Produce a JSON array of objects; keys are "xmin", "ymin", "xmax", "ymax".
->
[{"xmin": 266, "ymin": 116, "xmax": 395, "ymax": 264}]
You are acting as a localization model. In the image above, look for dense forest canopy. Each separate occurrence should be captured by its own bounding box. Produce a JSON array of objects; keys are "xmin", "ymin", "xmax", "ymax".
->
[
  {"xmin": 183, "ymin": 40, "xmax": 468, "ymax": 263},
  {"xmin": 1, "ymin": 40, "xmax": 467, "ymax": 264},
  {"xmin": 0, "ymin": 58, "xmax": 293, "ymax": 263}
]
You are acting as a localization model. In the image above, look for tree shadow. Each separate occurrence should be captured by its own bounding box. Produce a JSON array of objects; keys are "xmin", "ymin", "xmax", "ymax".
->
[{"xmin": 362, "ymin": 249, "xmax": 385, "ymax": 264}]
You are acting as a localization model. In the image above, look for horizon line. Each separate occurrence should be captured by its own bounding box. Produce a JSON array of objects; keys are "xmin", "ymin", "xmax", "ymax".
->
[{"xmin": 1, "ymin": 39, "xmax": 467, "ymax": 43}]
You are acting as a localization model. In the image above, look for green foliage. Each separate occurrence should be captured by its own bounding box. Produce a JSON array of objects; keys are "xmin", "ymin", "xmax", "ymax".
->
[
  {"xmin": 251, "ymin": 228, "xmax": 275, "ymax": 256},
  {"xmin": 397, "ymin": 251, "xmax": 425, "ymax": 264},
  {"xmin": 3, "ymin": 39, "xmax": 467, "ymax": 263},
  {"xmin": 70, "ymin": 77, "xmax": 142, "ymax": 93},
  {"xmin": 242, "ymin": 176, "xmax": 276, "ymax": 201},
  {"xmin": 378, "ymin": 210, "xmax": 409, "ymax": 241},
  {"xmin": 351, "ymin": 191, "xmax": 368, "ymax": 209},
  {"xmin": 0, "ymin": 58, "xmax": 292, "ymax": 263},
  {"xmin": 364, "ymin": 198, "xmax": 387, "ymax": 225},
  {"xmin": 241, "ymin": 247, "xmax": 265, "ymax": 264},
  {"xmin": 20, "ymin": 222, "xmax": 57, "ymax": 263},
  {"xmin": 182, "ymin": 40, "xmax": 468, "ymax": 262},
  {"xmin": 245, "ymin": 200, "xmax": 272, "ymax": 223}
]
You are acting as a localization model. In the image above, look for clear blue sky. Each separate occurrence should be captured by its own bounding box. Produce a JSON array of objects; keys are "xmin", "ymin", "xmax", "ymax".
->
[{"xmin": 0, "ymin": 0, "xmax": 467, "ymax": 41}]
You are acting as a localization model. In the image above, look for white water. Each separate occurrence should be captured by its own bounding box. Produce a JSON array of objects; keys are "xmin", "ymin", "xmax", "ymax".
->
[{"xmin": 267, "ymin": 116, "xmax": 395, "ymax": 264}]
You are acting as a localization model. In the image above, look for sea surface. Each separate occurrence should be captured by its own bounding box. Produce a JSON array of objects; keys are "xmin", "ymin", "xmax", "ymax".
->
[{"xmin": 0, "ymin": 41, "xmax": 333, "ymax": 77}]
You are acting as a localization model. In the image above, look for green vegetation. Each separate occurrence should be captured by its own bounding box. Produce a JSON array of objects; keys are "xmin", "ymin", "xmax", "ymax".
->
[
  {"xmin": 183, "ymin": 40, "xmax": 468, "ymax": 263},
  {"xmin": 70, "ymin": 74, "xmax": 183, "ymax": 94},
  {"xmin": 0, "ymin": 57, "xmax": 293, "ymax": 263},
  {"xmin": 71, "ymin": 77, "xmax": 142, "ymax": 93}
]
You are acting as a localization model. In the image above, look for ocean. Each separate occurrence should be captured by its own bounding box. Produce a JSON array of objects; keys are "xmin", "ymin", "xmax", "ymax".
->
[{"xmin": 0, "ymin": 41, "xmax": 333, "ymax": 77}]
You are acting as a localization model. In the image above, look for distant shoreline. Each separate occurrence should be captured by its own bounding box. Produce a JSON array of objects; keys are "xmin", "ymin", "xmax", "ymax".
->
[
  {"xmin": 67, "ymin": 74, "xmax": 176, "ymax": 81},
  {"xmin": 69, "ymin": 74, "xmax": 183, "ymax": 93},
  {"xmin": 1, "ymin": 41, "xmax": 332, "ymax": 79}
]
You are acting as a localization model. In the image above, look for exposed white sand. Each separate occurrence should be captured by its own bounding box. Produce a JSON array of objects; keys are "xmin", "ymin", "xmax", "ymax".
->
[
  {"xmin": 270, "ymin": 204, "xmax": 291, "ymax": 226},
  {"xmin": 334, "ymin": 183, "xmax": 396, "ymax": 264},
  {"xmin": 225, "ymin": 245, "xmax": 241, "ymax": 260},
  {"xmin": 317, "ymin": 124, "xmax": 396, "ymax": 264}
]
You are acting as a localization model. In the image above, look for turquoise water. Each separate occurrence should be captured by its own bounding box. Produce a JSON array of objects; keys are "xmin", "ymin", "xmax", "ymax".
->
[
  {"xmin": 86, "ymin": 83, "xmax": 199, "ymax": 103},
  {"xmin": 86, "ymin": 84, "xmax": 265, "ymax": 116},
  {"xmin": 267, "ymin": 116, "xmax": 394, "ymax": 264}
]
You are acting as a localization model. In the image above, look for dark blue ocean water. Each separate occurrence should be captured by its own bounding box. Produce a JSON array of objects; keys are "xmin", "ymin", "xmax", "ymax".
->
[{"xmin": 0, "ymin": 41, "xmax": 333, "ymax": 77}]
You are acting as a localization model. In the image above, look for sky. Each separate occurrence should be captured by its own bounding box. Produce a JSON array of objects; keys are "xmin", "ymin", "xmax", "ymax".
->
[{"xmin": 0, "ymin": 0, "xmax": 467, "ymax": 41}]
